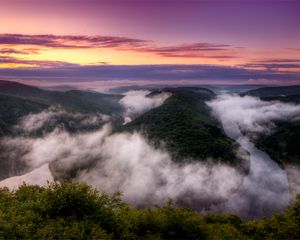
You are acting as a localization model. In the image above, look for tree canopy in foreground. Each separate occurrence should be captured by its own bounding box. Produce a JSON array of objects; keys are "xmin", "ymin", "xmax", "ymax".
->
[{"xmin": 0, "ymin": 182, "xmax": 299, "ymax": 239}]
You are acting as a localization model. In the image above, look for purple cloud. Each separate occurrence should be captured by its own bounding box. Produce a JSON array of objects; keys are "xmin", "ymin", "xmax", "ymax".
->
[
  {"xmin": 0, "ymin": 48, "xmax": 39, "ymax": 55},
  {"xmin": 0, "ymin": 34, "xmax": 237, "ymax": 59},
  {"xmin": 0, "ymin": 64, "xmax": 299, "ymax": 84},
  {"xmin": 241, "ymin": 59, "xmax": 300, "ymax": 70},
  {"xmin": 0, "ymin": 55, "xmax": 79, "ymax": 67},
  {"xmin": 0, "ymin": 34, "xmax": 148, "ymax": 49}
]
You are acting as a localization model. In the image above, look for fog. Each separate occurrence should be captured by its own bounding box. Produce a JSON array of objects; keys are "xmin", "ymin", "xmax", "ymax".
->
[
  {"xmin": 119, "ymin": 90, "xmax": 171, "ymax": 124},
  {"xmin": 0, "ymin": 164, "xmax": 53, "ymax": 189},
  {"xmin": 284, "ymin": 164, "xmax": 300, "ymax": 200},
  {"xmin": 0, "ymin": 123, "xmax": 244, "ymax": 209},
  {"xmin": 15, "ymin": 107, "xmax": 110, "ymax": 135},
  {"xmin": 207, "ymin": 94, "xmax": 300, "ymax": 139},
  {"xmin": 1, "ymin": 92, "xmax": 300, "ymax": 218},
  {"xmin": 207, "ymin": 94, "xmax": 300, "ymax": 218}
]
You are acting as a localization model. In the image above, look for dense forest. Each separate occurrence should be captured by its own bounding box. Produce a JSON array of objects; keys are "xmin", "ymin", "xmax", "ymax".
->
[
  {"xmin": 120, "ymin": 88, "xmax": 244, "ymax": 167},
  {"xmin": 254, "ymin": 94, "xmax": 300, "ymax": 165},
  {"xmin": 1, "ymin": 82, "xmax": 300, "ymax": 239},
  {"xmin": 256, "ymin": 121, "xmax": 300, "ymax": 165},
  {"xmin": 0, "ymin": 182, "xmax": 299, "ymax": 240}
]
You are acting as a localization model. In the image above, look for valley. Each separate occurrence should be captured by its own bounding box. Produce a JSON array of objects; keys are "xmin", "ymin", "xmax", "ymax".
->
[{"xmin": 0, "ymin": 81, "xmax": 300, "ymax": 219}]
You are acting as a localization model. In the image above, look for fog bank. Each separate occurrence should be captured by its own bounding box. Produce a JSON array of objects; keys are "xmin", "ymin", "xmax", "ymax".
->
[
  {"xmin": 0, "ymin": 164, "xmax": 53, "ymax": 189},
  {"xmin": 119, "ymin": 90, "xmax": 171, "ymax": 124},
  {"xmin": 207, "ymin": 94, "xmax": 300, "ymax": 218},
  {"xmin": 0, "ymin": 123, "xmax": 244, "ymax": 209},
  {"xmin": 1, "ymin": 93, "xmax": 300, "ymax": 218}
]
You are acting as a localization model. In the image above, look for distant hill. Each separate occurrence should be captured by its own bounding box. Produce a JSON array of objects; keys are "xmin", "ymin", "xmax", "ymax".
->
[
  {"xmin": 0, "ymin": 80, "xmax": 125, "ymax": 137},
  {"xmin": 0, "ymin": 80, "xmax": 123, "ymax": 114},
  {"xmin": 0, "ymin": 93, "xmax": 50, "ymax": 178},
  {"xmin": 242, "ymin": 85, "xmax": 300, "ymax": 98},
  {"xmin": 243, "ymin": 85, "xmax": 300, "ymax": 165},
  {"xmin": 119, "ymin": 87, "xmax": 247, "ymax": 168},
  {"xmin": 0, "ymin": 81, "xmax": 126, "ymax": 180},
  {"xmin": 260, "ymin": 94, "xmax": 300, "ymax": 103},
  {"xmin": 0, "ymin": 93, "xmax": 49, "ymax": 136}
]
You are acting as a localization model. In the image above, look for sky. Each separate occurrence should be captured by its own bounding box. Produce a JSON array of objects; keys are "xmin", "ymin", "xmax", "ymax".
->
[{"xmin": 0, "ymin": 0, "xmax": 300, "ymax": 89}]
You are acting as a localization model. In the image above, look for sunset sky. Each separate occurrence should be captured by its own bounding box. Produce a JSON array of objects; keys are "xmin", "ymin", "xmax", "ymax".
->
[{"xmin": 0, "ymin": 0, "xmax": 300, "ymax": 89}]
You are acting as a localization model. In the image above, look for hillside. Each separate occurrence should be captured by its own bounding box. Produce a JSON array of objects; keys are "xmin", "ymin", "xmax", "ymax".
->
[
  {"xmin": 256, "ymin": 121, "xmax": 300, "ymax": 165},
  {"xmin": 239, "ymin": 85, "xmax": 300, "ymax": 166},
  {"xmin": 261, "ymin": 94, "xmax": 300, "ymax": 103},
  {"xmin": 0, "ymin": 81, "xmax": 125, "ymax": 180},
  {"xmin": 241, "ymin": 87, "xmax": 300, "ymax": 166},
  {"xmin": 0, "ymin": 80, "xmax": 123, "ymax": 114},
  {"xmin": 255, "ymin": 94, "xmax": 300, "ymax": 165},
  {"xmin": 243, "ymin": 85, "xmax": 300, "ymax": 97},
  {"xmin": 0, "ymin": 93, "xmax": 49, "ymax": 136},
  {"xmin": 120, "ymin": 88, "xmax": 246, "ymax": 167},
  {"xmin": 0, "ymin": 81, "xmax": 125, "ymax": 137}
]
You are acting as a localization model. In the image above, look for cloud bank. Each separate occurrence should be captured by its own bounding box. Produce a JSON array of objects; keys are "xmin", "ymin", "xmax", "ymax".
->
[
  {"xmin": 119, "ymin": 90, "xmax": 171, "ymax": 124},
  {"xmin": 14, "ymin": 107, "xmax": 110, "ymax": 135},
  {"xmin": 207, "ymin": 94, "xmax": 300, "ymax": 218},
  {"xmin": 1, "ymin": 93, "xmax": 300, "ymax": 219},
  {"xmin": 0, "ymin": 124, "xmax": 244, "ymax": 211},
  {"xmin": 0, "ymin": 34, "xmax": 235, "ymax": 60},
  {"xmin": 207, "ymin": 94, "xmax": 300, "ymax": 139},
  {"xmin": 0, "ymin": 164, "xmax": 53, "ymax": 190},
  {"xmin": 1, "ymin": 64, "xmax": 299, "ymax": 85}
]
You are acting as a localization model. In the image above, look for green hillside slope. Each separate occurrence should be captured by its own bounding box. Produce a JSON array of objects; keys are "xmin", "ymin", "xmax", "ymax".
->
[
  {"xmin": 241, "ymin": 86, "xmax": 300, "ymax": 166},
  {"xmin": 261, "ymin": 94, "xmax": 300, "ymax": 103},
  {"xmin": 246, "ymin": 92, "xmax": 300, "ymax": 166},
  {"xmin": 256, "ymin": 121, "xmax": 300, "ymax": 165},
  {"xmin": 120, "ymin": 88, "xmax": 245, "ymax": 166},
  {"xmin": 0, "ymin": 93, "xmax": 49, "ymax": 136},
  {"xmin": 243, "ymin": 85, "xmax": 300, "ymax": 98},
  {"xmin": 0, "ymin": 80, "xmax": 123, "ymax": 114}
]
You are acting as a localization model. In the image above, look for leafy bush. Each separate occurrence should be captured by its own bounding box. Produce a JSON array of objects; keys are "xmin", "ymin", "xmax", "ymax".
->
[{"xmin": 1, "ymin": 182, "xmax": 300, "ymax": 239}]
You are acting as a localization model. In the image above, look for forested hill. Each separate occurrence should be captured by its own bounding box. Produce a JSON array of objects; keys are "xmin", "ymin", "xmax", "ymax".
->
[
  {"xmin": 0, "ymin": 93, "xmax": 49, "ymax": 136},
  {"xmin": 241, "ymin": 86, "xmax": 300, "ymax": 166},
  {"xmin": 242, "ymin": 85, "xmax": 300, "ymax": 98},
  {"xmin": 260, "ymin": 94, "xmax": 300, "ymax": 103},
  {"xmin": 0, "ymin": 80, "xmax": 124, "ymax": 136},
  {"xmin": 120, "ymin": 88, "xmax": 246, "ymax": 167},
  {"xmin": 256, "ymin": 121, "xmax": 300, "ymax": 165},
  {"xmin": 0, "ymin": 80, "xmax": 123, "ymax": 114}
]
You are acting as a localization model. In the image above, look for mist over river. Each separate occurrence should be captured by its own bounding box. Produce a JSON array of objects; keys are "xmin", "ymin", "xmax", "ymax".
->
[
  {"xmin": 1, "ymin": 92, "xmax": 300, "ymax": 219},
  {"xmin": 207, "ymin": 93, "xmax": 300, "ymax": 218}
]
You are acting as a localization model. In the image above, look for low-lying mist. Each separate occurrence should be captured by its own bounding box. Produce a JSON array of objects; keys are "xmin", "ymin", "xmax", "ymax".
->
[
  {"xmin": 14, "ymin": 107, "xmax": 111, "ymax": 135},
  {"xmin": 207, "ymin": 94, "xmax": 300, "ymax": 139},
  {"xmin": 119, "ymin": 90, "xmax": 171, "ymax": 124},
  {"xmin": 0, "ymin": 124, "xmax": 244, "ymax": 210},
  {"xmin": 207, "ymin": 94, "xmax": 300, "ymax": 218},
  {"xmin": 1, "ymin": 92, "xmax": 300, "ymax": 219}
]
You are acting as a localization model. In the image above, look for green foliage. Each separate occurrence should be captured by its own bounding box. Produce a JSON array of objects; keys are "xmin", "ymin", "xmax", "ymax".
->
[
  {"xmin": 0, "ymin": 93, "xmax": 49, "ymax": 136},
  {"xmin": 261, "ymin": 94, "xmax": 300, "ymax": 103},
  {"xmin": 248, "ymin": 91, "xmax": 300, "ymax": 166},
  {"xmin": 0, "ymin": 81, "xmax": 124, "ymax": 137},
  {"xmin": 1, "ymin": 182, "xmax": 300, "ymax": 239},
  {"xmin": 120, "ymin": 89, "xmax": 239, "ymax": 165},
  {"xmin": 244, "ymin": 195, "xmax": 300, "ymax": 240},
  {"xmin": 256, "ymin": 121, "xmax": 300, "ymax": 165},
  {"xmin": 0, "ymin": 80, "xmax": 123, "ymax": 115},
  {"xmin": 243, "ymin": 85, "xmax": 300, "ymax": 98}
]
